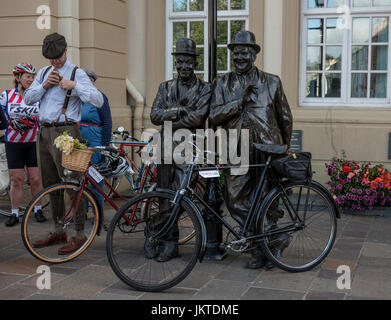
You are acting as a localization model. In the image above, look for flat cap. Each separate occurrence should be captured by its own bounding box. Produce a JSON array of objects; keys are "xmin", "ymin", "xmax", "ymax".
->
[
  {"xmin": 42, "ymin": 33, "xmax": 67, "ymax": 59},
  {"xmin": 83, "ymin": 69, "xmax": 98, "ymax": 81}
]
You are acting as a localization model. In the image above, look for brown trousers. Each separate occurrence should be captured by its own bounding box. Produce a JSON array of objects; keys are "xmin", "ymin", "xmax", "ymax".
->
[{"xmin": 37, "ymin": 124, "xmax": 85, "ymax": 233}]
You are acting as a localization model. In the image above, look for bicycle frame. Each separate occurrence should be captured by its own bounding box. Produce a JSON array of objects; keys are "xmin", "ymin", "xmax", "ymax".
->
[
  {"xmin": 149, "ymin": 154, "xmax": 306, "ymax": 245},
  {"xmin": 110, "ymin": 140, "xmax": 157, "ymax": 193},
  {"xmin": 60, "ymin": 162, "xmax": 133, "ymax": 226}
]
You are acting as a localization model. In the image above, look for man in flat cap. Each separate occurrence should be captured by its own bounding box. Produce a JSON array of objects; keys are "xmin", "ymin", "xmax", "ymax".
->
[
  {"xmin": 209, "ymin": 31, "xmax": 293, "ymax": 269},
  {"xmin": 148, "ymin": 38, "xmax": 212, "ymax": 262},
  {"xmin": 24, "ymin": 33, "xmax": 104, "ymax": 256}
]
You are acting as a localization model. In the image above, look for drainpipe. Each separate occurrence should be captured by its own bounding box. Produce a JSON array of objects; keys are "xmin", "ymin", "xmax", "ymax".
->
[{"xmin": 126, "ymin": 78, "xmax": 145, "ymax": 139}]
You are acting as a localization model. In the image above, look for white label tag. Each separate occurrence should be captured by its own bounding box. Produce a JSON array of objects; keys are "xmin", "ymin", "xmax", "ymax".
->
[
  {"xmin": 88, "ymin": 166, "xmax": 104, "ymax": 183},
  {"xmin": 199, "ymin": 170, "xmax": 220, "ymax": 179},
  {"xmin": 127, "ymin": 166, "xmax": 135, "ymax": 175}
]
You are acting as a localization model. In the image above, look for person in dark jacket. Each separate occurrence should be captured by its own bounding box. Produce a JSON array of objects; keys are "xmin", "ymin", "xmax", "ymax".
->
[
  {"xmin": 0, "ymin": 107, "xmax": 7, "ymax": 130},
  {"xmin": 209, "ymin": 31, "xmax": 293, "ymax": 270},
  {"xmin": 79, "ymin": 68, "xmax": 112, "ymax": 207},
  {"xmin": 149, "ymin": 38, "xmax": 212, "ymax": 262}
]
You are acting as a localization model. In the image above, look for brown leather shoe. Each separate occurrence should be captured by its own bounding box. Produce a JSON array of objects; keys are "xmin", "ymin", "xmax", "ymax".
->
[
  {"xmin": 32, "ymin": 232, "xmax": 67, "ymax": 248},
  {"xmin": 58, "ymin": 236, "xmax": 87, "ymax": 255}
]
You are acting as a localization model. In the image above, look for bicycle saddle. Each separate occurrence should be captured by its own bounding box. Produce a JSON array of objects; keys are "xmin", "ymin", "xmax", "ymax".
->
[{"xmin": 254, "ymin": 143, "xmax": 287, "ymax": 155}]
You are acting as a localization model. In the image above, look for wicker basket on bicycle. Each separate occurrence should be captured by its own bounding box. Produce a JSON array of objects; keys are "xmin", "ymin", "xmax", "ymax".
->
[{"xmin": 61, "ymin": 148, "xmax": 94, "ymax": 172}]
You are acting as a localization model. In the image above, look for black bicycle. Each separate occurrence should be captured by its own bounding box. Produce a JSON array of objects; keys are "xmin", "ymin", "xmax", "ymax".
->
[{"xmin": 106, "ymin": 139, "xmax": 340, "ymax": 292}]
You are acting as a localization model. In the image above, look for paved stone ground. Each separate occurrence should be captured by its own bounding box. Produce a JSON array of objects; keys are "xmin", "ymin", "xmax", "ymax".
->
[{"xmin": 0, "ymin": 204, "xmax": 390, "ymax": 301}]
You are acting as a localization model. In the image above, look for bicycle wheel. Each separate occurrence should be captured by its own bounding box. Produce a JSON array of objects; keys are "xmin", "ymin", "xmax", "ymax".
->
[
  {"xmin": 258, "ymin": 181, "xmax": 337, "ymax": 272},
  {"xmin": 106, "ymin": 191, "xmax": 202, "ymax": 292},
  {"xmin": 21, "ymin": 183, "xmax": 100, "ymax": 264}
]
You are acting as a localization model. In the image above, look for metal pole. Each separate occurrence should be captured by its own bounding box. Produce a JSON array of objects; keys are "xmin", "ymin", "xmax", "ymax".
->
[
  {"xmin": 204, "ymin": 0, "xmax": 227, "ymax": 261},
  {"xmin": 208, "ymin": 0, "xmax": 217, "ymax": 83}
]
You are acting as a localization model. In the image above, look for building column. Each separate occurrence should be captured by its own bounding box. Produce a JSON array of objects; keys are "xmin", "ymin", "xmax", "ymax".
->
[
  {"xmin": 263, "ymin": 0, "xmax": 283, "ymax": 77},
  {"xmin": 58, "ymin": 0, "xmax": 80, "ymax": 66}
]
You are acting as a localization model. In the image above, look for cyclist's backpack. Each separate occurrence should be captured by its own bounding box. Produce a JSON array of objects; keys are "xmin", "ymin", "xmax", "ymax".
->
[{"xmin": 271, "ymin": 152, "xmax": 312, "ymax": 182}]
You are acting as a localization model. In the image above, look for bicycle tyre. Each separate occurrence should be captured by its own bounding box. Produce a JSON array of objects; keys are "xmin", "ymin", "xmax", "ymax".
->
[
  {"xmin": 106, "ymin": 191, "xmax": 202, "ymax": 292},
  {"xmin": 257, "ymin": 181, "xmax": 337, "ymax": 273},
  {"xmin": 21, "ymin": 183, "xmax": 100, "ymax": 264}
]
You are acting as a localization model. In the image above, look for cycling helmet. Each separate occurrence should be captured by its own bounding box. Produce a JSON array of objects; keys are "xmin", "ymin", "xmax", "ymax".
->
[
  {"xmin": 11, "ymin": 115, "xmax": 36, "ymax": 132},
  {"xmin": 111, "ymin": 156, "xmax": 129, "ymax": 177},
  {"xmin": 13, "ymin": 62, "xmax": 36, "ymax": 76},
  {"xmin": 95, "ymin": 157, "xmax": 114, "ymax": 177}
]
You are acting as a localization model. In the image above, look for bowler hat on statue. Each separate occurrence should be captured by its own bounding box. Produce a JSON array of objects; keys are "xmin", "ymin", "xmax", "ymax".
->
[
  {"xmin": 228, "ymin": 31, "xmax": 261, "ymax": 53},
  {"xmin": 172, "ymin": 38, "xmax": 199, "ymax": 56}
]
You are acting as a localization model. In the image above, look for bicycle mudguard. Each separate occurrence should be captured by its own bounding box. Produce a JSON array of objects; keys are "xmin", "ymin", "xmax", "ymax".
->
[
  {"xmin": 254, "ymin": 179, "xmax": 341, "ymax": 228},
  {"xmin": 156, "ymin": 189, "xmax": 208, "ymax": 263}
]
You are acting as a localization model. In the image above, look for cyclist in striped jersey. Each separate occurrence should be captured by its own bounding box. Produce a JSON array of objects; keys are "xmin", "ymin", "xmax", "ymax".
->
[{"xmin": 0, "ymin": 63, "xmax": 45, "ymax": 226}]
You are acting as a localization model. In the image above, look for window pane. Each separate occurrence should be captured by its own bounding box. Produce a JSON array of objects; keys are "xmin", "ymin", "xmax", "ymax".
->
[
  {"xmin": 327, "ymin": 0, "xmax": 343, "ymax": 7},
  {"xmin": 325, "ymin": 73, "xmax": 341, "ymax": 97},
  {"xmin": 190, "ymin": 0, "xmax": 204, "ymax": 11},
  {"xmin": 326, "ymin": 46, "xmax": 342, "ymax": 71},
  {"xmin": 327, "ymin": 18, "xmax": 343, "ymax": 44},
  {"xmin": 370, "ymin": 74, "xmax": 387, "ymax": 98},
  {"xmin": 217, "ymin": 47, "xmax": 228, "ymax": 71},
  {"xmin": 307, "ymin": 46, "xmax": 323, "ymax": 70},
  {"xmin": 351, "ymin": 73, "xmax": 368, "ymax": 98},
  {"xmin": 308, "ymin": 0, "xmax": 325, "ymax": 8},
  {"xmin": 217, "ymin": 20, "xmax": 228, "ymax": 44},
  {"xmin": 173, "ymin": 0, "xmax": 187, "ymax": 12},
  {"xmin": 308, "ymin": 19, "xmax": 324, "ymax": 44},
  {"xmin": 374, "ymin": 0, "xmax": 391, "ymax": 5},
  {"xmin": 196, "ymin": 48, "xmax": 204, "ymax": 71},
  {"xmin": 173, "ymin": 22, "xmax": 187, "ymax": 45},
  {"xmin": 306, "ymin": 73, "xmax": 322, "ymax": 97},
  {"xmin": 196, "ymin": 73, "xmax": 205, "ymax": 80},
  {"xmin": 218, "ymin": 0, "xmax": 228, "ymax": 10},
  {"xmin": 353, "ymin": 0, "xmax": 370, "ymax": 6},
  {"xmin": 352, "ymin": 46, "xmax": 369, "ymax": 70},
  {"xmin": 352, "ymin": 18, "xmax": 370, "ymax": 43},
  {"xmin": 231, "ymin": 0, "xmax": 246, "ymax": 10},
  {"xmin": 372, "ymin": 17, "xmax": 389, "ymax": 43},
  {"xmin": 190, "ymin": 21, "xmax": 204, "ymax": 45},
  {"xmin": 371, "ymin": 45, "xmax": 388, "ymax": 70},
  {"xmin": 231, "ymin": 20, "xmax": 246, "ymax": 42}
]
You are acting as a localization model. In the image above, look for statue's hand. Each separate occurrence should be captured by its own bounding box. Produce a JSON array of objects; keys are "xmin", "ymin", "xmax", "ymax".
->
[
  {"xmin": 179, "ymin": 97, "xmax": 189, "ymax": 106},
  {"xmin": 241, "ymin": 84, "xmax": 257, "ymax": 107},
  {"xmin": 177, "ymin": 106, "xmax": 188, "ymax": 116}
]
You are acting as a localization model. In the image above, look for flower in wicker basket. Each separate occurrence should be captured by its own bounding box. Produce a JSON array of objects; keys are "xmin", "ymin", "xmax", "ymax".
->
[
  {"xmin": 54, "ymin": 131, "xmax": 93, "ymax": 172},
  {"xmin": 54, "ymin": 131, "xmax": 87, "ymax": 155}
]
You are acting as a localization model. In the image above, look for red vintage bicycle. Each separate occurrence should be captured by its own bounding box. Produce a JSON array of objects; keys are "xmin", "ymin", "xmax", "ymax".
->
[{"xmin": 20, "ymin": 143, "xmax": 156, "ymax": 264}]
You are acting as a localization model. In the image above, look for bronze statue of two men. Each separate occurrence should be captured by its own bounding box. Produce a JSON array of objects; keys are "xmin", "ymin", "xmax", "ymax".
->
[{"xmin": 150, "ymin": 31, "xmax": 293, "ymax": 269}]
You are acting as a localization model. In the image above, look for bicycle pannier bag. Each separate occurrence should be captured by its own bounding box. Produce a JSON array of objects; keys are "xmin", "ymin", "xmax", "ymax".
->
[{"xmin": 272, "ymin": 152, "xmax": 312, "ymax": 181}]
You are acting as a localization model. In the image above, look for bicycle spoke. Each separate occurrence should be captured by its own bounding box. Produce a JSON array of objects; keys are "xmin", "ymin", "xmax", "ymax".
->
[{"xmin": 259, "ymin": 182, "xmax": 337, "ymax": 272}]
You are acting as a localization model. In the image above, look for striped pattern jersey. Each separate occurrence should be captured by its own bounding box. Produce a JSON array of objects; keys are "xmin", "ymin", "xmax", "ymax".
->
[{"xmin": 0, "ymin": 88, "xmax": 40, "ymax": 143}]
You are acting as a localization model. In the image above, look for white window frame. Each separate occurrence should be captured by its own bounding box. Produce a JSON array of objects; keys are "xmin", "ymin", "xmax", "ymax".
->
[
  {"xmin": 166, "ymin": 0, "xmax": 249, "ymax": 81},
  {"xmin": 299, "ymin": 0, "xmax": 391, "ymax": 107}
]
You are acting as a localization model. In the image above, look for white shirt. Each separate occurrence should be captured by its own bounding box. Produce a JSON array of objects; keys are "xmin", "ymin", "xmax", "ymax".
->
[{"xmin": 24, "ymin": 60, "xmax": 103, "ymax": 123}]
